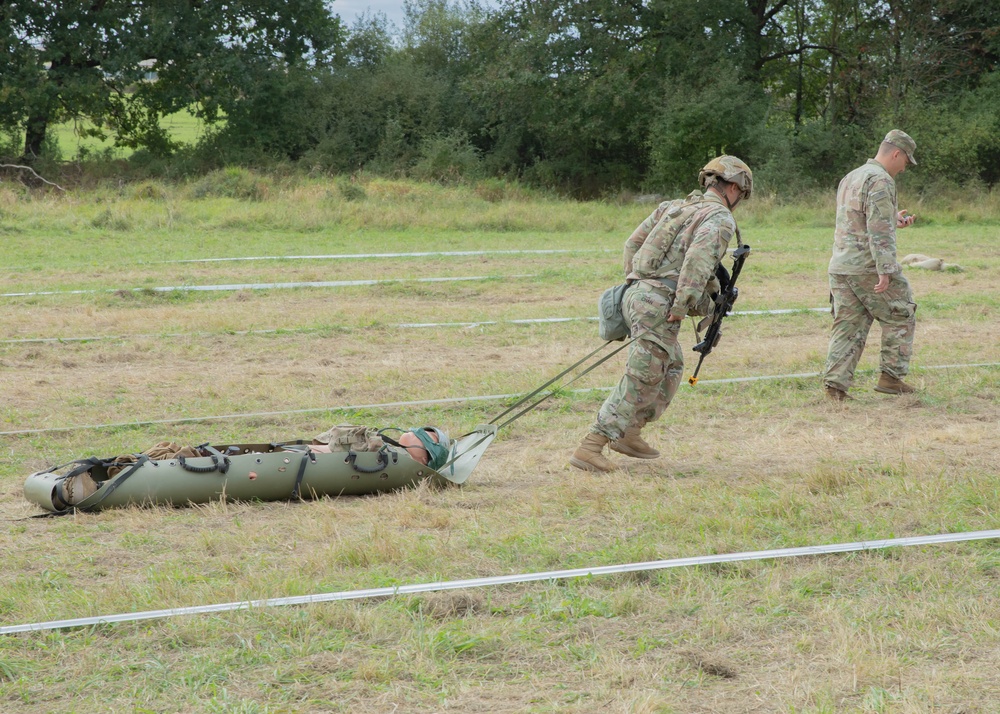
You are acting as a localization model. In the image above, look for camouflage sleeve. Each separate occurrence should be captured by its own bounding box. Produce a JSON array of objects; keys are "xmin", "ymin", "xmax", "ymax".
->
[
  {"xmin": 670, "ymin": 211, "xmax": 735, "ymax": 319},
  {"xmin": 866, "ymin": 177, "xmax": 900, "ymax": 275},
  {"xmin": 623, "ymin": 202, "xmax": 671, "ymax": 276}
]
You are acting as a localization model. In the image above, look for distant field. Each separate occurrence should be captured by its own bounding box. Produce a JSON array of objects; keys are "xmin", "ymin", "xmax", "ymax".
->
[
  {"xmin": 0, "ymin": 177, "xmax": 998, "ymax": 712},
  {"xmin": 50, "ymin": 110, "xmax": 209, "ymax": 158}
]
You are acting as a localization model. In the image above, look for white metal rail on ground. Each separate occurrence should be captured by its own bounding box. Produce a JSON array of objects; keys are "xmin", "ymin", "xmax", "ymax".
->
[
  {"xmin": 153, "ymin": 249, "xmax": 610, "ymax": 264},
  {"xmin": 2, "ymin": 530, "xmax": 997, "ymax": 635},
  {"xmin": 0, "ymin": 308, "xmax": 831, "ymax": 345},
  {"xmin": 0, "ymin": 275, "xmax": 532, "ymax": 298},
  {"xmin": 1, "ymin": 362, "xmax": 996, "ymax": 437}
]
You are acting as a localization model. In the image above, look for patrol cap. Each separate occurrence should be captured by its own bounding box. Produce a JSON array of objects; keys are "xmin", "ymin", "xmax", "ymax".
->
[{"xmin": 883, "ymin": 130, "xmax": 917, "ymax": 165}]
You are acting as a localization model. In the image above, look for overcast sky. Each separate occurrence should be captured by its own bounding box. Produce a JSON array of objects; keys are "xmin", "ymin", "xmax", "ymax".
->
[
  {"xmin": 330, "ymin": 0, "xmax": 498, "ymax": 32},
  {"xmin": 331, "ymin": 0, "xmax": 411, "ymax": 30}
]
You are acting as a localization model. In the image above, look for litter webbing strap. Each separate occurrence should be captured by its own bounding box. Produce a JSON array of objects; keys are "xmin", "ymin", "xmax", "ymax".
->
[
  {"xmin": 89, "ymin": 455, "xmax": 149, "ymax": 508},
  {"xmin": 291, "ymin": 451, "xmax": 316, "ymax": 500}
]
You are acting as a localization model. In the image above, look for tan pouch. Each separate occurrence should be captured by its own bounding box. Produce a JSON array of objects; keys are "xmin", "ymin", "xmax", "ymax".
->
[{"xmin": 312, "ymin": 425, "xmax": 384, "ymax": 452}]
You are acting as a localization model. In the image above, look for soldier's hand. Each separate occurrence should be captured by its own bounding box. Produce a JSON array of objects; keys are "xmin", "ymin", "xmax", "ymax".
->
[
  {"xmin": 874, "ymin": 274, "xmax": 890, "ymax": 293},
  {"xmin": 897, "ymin": 210, "xmax": 915, "ymax": 228}
]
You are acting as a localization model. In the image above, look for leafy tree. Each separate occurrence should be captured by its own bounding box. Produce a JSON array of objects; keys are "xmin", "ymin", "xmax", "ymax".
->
[
  {"xmin": 647, "ymin": 63, "xmax": 768, "ymax": 190},
  {"xmin": 468, "ymin": 0, "xmax": 664, "ymax": 192},
  {"xmin": 300, "ymin": 0, "xmax": 484, "ymax": 175},
  {"xmin": 0, "ymin": 1, "xmax": 341, "ymax": 162},
  {"xmin": 5, "ymin": 0, "xmax": 1000, "ymax": 191}
]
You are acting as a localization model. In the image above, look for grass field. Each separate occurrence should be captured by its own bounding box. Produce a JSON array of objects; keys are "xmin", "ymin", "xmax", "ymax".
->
[
  {"xmin": 49, "ymin": 111, "xmax": 208, "ymax": 159},
  {"xmin": 0, "ymin": 175, "xmax": 998, "ymax": 712}
]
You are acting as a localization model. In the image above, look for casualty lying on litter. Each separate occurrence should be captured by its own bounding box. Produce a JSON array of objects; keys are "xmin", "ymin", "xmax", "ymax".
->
[{"xmin": 24, "ymin": 423, "xmax": 497, "ymax": 514}]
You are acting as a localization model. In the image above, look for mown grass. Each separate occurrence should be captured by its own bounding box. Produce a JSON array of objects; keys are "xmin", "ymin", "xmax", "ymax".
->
[
  {"xmin": 0, "ymin": 176, "xmax": 998, "ymax": 712},
  {"xmin": 49, "ymin": 110, "xmax": 208, "ymax": 159}
]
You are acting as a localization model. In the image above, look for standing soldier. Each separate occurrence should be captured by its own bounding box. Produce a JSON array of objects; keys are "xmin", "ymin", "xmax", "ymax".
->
[
  {"xmin": 824, "ymin": 130, "xmax": 919, "ymax": 401},
  {"xmin": 569, "ymin": 156, "xmax": 753, "ymax": 473}
]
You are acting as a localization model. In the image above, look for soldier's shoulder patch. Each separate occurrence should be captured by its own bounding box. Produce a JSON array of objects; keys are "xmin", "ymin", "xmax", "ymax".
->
[{"xmin": 868, "ymin": 186, "xmax": 891, "ymax": 204}]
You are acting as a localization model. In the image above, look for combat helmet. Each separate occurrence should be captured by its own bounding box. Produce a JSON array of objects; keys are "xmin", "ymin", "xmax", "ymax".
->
[{"xmin": 698, "ymin": 155, "xmax": 753, "ymax": 200}]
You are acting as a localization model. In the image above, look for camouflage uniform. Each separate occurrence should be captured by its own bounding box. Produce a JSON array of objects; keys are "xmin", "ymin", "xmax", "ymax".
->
[
  {"xmin": 592, "ymin": 190, "xmax": 737, "ymax": 439},
  {"xmin": 823, "ymin": 159, "xmax": 916, "ymax": 392}
]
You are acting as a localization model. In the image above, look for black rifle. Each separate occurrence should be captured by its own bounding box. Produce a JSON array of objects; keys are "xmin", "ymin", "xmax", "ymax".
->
[{"xmin": 688, "ymin": 243, "xmax": 751, "ymax": 385}]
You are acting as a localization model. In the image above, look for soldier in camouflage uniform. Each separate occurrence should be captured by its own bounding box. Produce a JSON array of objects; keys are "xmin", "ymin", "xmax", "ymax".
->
[
  {"xmin": 569, "ymin": 156, "xmax": 753, "ymax": 473},
  {"xmin": 823, "ymin": 130, "xmax": 919, "ymax": 401}
]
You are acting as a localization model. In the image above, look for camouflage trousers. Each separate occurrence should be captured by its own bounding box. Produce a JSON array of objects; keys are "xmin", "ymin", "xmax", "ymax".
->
[
  {"xmin": 823, "ymin": 273, "xmax": 916, "ymax": 392},
  {"xmin": 593, "ymin": 283, "xmax": 683, "ymax": 440}
]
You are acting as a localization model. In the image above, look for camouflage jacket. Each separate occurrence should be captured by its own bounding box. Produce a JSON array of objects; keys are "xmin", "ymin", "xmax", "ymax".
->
[
  {"xmin": 624, "ymin": 190, "xmax": 737, "ymax": 319},
  {"xmin": 829, "ymin": 159, "xmax": 901, "ymax": 276}
]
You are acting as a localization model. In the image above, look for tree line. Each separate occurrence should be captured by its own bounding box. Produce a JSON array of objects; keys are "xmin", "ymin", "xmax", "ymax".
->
[{"xmin": 2, "ymin": 0, "xmax": 998, "ymax": 195}]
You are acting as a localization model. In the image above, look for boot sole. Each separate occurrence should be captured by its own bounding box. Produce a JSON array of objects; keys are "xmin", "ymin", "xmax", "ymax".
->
[
  {"xmin": 610, "ymin": 445, "xmax": 660, "ymax": 459},
  {"xmin": 568, "ymin": 456, "xmax": 615, "ymax": 473}
]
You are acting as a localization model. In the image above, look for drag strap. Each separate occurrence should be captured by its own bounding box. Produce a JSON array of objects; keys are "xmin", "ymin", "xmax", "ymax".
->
[
  {"xmin": 490, "ymin": 311, "xmax": 670, "ymax": 431},
  {"xmin": 488, "ymin": 338, "xmax": 631, "ymax": 428}
]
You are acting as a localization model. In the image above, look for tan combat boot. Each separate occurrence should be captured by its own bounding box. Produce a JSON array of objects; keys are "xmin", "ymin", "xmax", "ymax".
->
[
  {"xmin": 569, "ymin": 433, "xmax": 618, "ymax": 473},
  {"xmin": 63, "ymin": 471, "xmax": 99, "ymax": 506},
  {"xmin": 824, "ymin": 385, "xmax": 852, "ymax": 402},
  {"xmin": 611, "ymin": 427, "xmax": 660, "ymax": 459},
  {"xmin": 874, "ymin": 373, "xmax": 917, "ymax": 395}
]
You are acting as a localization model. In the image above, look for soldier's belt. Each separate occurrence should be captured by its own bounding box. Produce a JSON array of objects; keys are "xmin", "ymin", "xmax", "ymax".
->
[{"xmin": 633, "ymin": 277, "xmax": 678, "ymax": 295}]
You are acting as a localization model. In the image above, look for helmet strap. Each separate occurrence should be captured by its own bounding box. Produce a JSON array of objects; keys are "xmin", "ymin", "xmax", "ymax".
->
[{"xmin": 710, "ymin": 183, "xmax": 736, "ymax": 211}]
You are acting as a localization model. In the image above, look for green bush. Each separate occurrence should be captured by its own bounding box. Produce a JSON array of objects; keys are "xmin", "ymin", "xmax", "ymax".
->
[
  {"xmin": 188, "ymin": 167, "xmax": 272, "ymax": 201},
  {"xmin": 473, "ymin": 177, "xmax": 533, "ymax": 203},
  {"xmin": 336, "ymin": 178, "xmax": 367, "ymax": 201},
  {"xmin": 409, "ymin": 131, "xmax": 482, "ymax": 183},
  {"xmin": 129, "ymin": 180, "xmax": 170, "ymax": 201},
  {"xmin": 891, "ymin": 74, "xmax": 1000, "ymax": 190}
]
